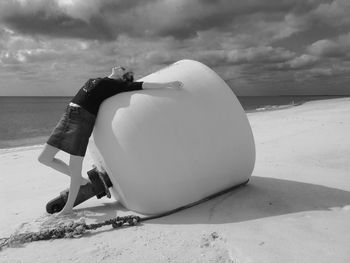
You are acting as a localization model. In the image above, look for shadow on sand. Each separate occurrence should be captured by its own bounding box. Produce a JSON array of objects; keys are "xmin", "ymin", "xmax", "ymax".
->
[{"xmin": 80, "ymin": 176, "xmax": 350, "ymax": 225}]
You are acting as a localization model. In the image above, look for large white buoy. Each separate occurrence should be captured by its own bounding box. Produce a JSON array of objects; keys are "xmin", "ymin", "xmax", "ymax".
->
[{"xmin": 88, "ymin": 60, "xmax": 255, "ymax": 214}]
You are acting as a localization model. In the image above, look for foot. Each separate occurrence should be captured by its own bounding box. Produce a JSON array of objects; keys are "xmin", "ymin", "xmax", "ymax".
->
[{"xmin": 55, "ymin": 207, "xmax": 73, "ymax": 217}]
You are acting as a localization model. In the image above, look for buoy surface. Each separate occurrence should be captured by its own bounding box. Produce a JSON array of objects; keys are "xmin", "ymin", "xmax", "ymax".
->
[{"xmin": 88, "ymin": 59, "xmax": 255, "ymax": 214}]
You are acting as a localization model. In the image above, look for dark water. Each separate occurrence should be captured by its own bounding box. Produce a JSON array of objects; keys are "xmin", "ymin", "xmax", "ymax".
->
[{"xmin": 0, "ymin": 95, "xmax": 346, "ymax": 149}]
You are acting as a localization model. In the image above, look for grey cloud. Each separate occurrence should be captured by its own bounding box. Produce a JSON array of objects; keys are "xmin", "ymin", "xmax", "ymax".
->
[
  {"xmin": 144, "ymin": 46, "xmax": 295, "ymax": 68},
  {"xmin": 309, "ymin": 65, "xmax": 350, "ymax": 78},
  {"xmin": 226, "ymin": 47, "xmax": 295, "ymax": 64},
  {"xmin": 20, "ymin": 49, "xmax": 61, "ymax": 63},
  {"xmin": 2, "ymin": 9, "xmax": 115, "ymax": 40},
  {"xmin": 0, "ymin": 0, "xmax": 336, "ymax": 41},
  {"xmin": 0, "ymin": 0, "xmax": 156, "ymax": 40},
  {"xmin": 308, "ymin": 39, "xmax": 345, "ymax": 58},
  {"xmin": 307, "ymin": 33, "xmax": 350, "ymax": 59},
  {"xmin": 311, "ymin": 0, "xmax": 350, "ymax": 27},
  {"xmin": 284, "ymin": 0, "xmax": 350, "ymax": 43},
  {"xmin": 275, "ymin": 54, "xmax": 319, "ymax": 70},
  {"xmin": 144, "ymin": 51, "xmax": 178, "ymax": 65},
  {"xmin": 288, "ymin": 54, "xmax": 319, "ymax": 69},
  {"xmin": 2, "ymin": 0, "xmax": 350, "ymax": 96},
  {"xmin": 196, "ymin": 46, "xmax": 295, "ymax": 67},
  {"xmin": 0, "ymin": 51, "xmax": 24, "ymax": 64},
  {"xmin": 294, "ymin": 63, "xmax": 350, "ymax": 85},
  {"xmin": 155, "ymin": 0, "xmax": 331, "ymax": 39}
]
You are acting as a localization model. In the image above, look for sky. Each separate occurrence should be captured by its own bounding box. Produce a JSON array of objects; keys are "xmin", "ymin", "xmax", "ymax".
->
[{"xmin": 0, "ymin": 0, "xmax": 349, "ymax": 96}]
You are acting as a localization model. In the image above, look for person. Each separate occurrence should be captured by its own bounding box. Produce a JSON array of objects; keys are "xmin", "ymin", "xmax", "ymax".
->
[{"xmin": 38, "ymin": 66, "xmax": 183, "ymax": 216}]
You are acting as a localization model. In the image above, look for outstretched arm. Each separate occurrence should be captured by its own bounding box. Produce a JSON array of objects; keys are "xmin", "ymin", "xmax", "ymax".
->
[{"xmin": 142, "ymin": 81, "xmax": 183, "ymax": 89}]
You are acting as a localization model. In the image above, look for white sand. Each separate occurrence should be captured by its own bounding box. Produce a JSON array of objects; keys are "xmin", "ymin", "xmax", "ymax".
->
[{"xmin": 1, "ymin": 98, "xmax": 350, "ymax": 263}]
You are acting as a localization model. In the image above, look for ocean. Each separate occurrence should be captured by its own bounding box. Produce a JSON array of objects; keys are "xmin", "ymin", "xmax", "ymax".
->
[{"xmin": 0, "ymin": 95, "xmax": 345, "ymax": 149}]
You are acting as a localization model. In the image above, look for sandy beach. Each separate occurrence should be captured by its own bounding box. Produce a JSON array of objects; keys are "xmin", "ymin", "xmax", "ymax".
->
[{"xmin": 1, "ymin": 97, "xmax": 349, "ymax": 263}]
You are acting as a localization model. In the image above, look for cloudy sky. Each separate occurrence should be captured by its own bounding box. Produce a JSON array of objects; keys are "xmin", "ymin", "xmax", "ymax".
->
[{"xmin": 0, "ymin": 0, "xmax": 349, "ymax": 96}]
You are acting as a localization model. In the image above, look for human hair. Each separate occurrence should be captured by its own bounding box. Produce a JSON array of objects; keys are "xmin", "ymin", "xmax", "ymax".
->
[{"xmin": 122, "ymin": 70, "xmax": 134, "ymax": 82}]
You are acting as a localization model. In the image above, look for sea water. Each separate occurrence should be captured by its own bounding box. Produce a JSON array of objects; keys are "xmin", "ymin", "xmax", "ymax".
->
[
  {"xmin": 0, "ymin": 95, "xmax": 344, "ymax": 149},
  {"xmin": 0, "ymin": 97, "xmax": 71, "ymax": 149}
]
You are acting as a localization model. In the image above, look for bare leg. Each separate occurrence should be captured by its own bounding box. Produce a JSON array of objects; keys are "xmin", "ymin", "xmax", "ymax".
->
[
  {"xmin": 38, "ymin": 143, "xmax": 70, "ymax": 175},
  {"xmin": 57, "ymin": 154, "xmax": 84, "ymax": 215},
  {"xmin": 38, "ymin": 143, "xmax": 89, "ymax": 184}
]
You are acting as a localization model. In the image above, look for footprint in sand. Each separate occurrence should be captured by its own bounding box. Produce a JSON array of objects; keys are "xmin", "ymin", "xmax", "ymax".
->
[{"xmin": 199, "ymin": 232, "xmax": 235, "ymax": 263}]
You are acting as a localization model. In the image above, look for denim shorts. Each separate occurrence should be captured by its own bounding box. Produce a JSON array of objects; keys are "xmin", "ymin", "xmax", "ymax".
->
[{"xmin": 47, "ymin": 105, "xmax": 96, "ymax": 156}]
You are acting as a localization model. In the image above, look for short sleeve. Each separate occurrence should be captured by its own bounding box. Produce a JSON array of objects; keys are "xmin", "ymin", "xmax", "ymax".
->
[
  {"xmin": 125, "ymin": 81, "xmax": 143, "ymax": 91},
  {"xmin": 102, "ymin": 79, "xmax": 143, "ymax": 98}
]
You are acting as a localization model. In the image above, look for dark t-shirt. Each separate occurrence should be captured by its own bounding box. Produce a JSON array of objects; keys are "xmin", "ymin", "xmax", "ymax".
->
[{"xmin": 71, "ymin": 77, "xmax": 143, "ymax": 115}]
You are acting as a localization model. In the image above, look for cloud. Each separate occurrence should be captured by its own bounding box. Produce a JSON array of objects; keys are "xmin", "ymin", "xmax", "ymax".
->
[
  {"xmin": 144, "ymin": 50, "xmax": 178, "ymax": 65},
  {"xmin": 0, "ymin": 28, "xmax": 79, "ymax": 65},
  {"xmin": 226, "ymin": 46, "xmax": 294, "ymax": 65},
  {"xmin": 0, "ymin": 0, "xmax": 157, "ymax": 40},
  {"xmin": 290, "ymin": 0, "xmax": 350, "ymax": 38},
  {"xmin": 293, "ymin": 62, "xmax": 350, "ymax": 85},
  {"xmin": 1, "ymin": 0, "xmax": 350, "ymax": 96},
  {"xmin": 308, "ymin": 39, "xmax": 344, "ymax": 57},
  {"xmin": 0, "ymin": 0, "xmax": 115, "ymax": 40},
  {"xmin": 288, "ymin": 54, "xmax": 319, "ymax": 69},
  {"xmin": 0, "ymin": 0, "xmax": 337, "ymax": 41},
  {"xmin": 275, "ymin": 54, "xmax": 319, "ymax": 70},
  {"xmin": 309, "ymin": 64, "xmax": 350, "ymax": 78},
  {"xmin": 144, "ymin": 46, "xmax": 294, "ymax": 68},
  {"xmin": 1, "ymin": 49, "xmax": 61, "ymax": 64},
  {"xmin": 307, "ymin": 33, "xmax": 350, "ymax": 59},
  {"xmin": 312, "ymin": 0, "xmax": 350, "ymax": 27}
]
